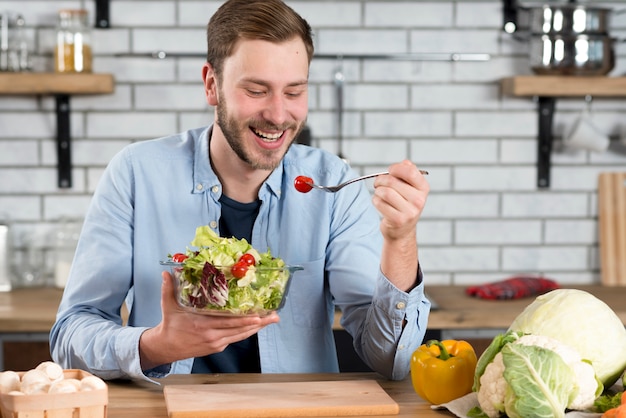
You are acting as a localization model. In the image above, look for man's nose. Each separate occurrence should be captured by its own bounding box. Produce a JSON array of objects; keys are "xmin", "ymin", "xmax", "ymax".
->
[{"xmin": 262, "ymin": 94, "xmax": 288, "ymax": 126}]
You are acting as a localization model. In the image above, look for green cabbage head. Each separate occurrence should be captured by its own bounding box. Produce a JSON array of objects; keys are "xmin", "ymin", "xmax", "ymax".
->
[{"xmin": 508, "ymin": 289, "xmax": 626, "ymax": 387}]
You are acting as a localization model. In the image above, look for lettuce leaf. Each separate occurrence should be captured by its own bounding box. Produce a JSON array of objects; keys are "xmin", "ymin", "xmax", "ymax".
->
[{"xmin": 501, "ymin": 344, "xmax": 576, "ymax": 418}]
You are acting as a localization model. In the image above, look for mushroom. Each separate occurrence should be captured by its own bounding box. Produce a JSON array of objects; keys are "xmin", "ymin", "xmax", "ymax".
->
[
  {"xmin": 35, "ymin": 361, "xmax": 64, "ymax": 382},
  {"xmin": 20, "ymin": 369, "xmax": 50, "ymax": 392},
  {"xmin": 49, "ymin": 379, "xmax": 80, "ymax": 394},
  {"xmin": 21, "ymin": 381, "xmax": 50, "ymax": 395},
  {"xmin": 0, "ymin": 371, "xmax": 21, "ymax": 394},
  {"xmin": 80, "ymin": 375, "xmax": 107, "ymax": 391}
]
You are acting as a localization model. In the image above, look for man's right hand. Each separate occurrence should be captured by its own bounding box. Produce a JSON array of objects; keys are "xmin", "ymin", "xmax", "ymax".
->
[{"xmin": 138, "ymin": 271, "xmax": 279, "ymax": 371}]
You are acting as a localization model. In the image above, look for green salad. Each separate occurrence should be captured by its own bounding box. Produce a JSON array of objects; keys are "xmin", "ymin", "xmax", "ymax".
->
[{"xmin": 165, "ymin": 226, "xmax": 299, "ymax": 315}]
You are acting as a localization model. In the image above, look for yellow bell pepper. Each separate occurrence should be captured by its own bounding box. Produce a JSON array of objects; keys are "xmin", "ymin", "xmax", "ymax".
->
[{"xmin": 410, "ymin": 339, "xmax": 478, "ymax": 405}]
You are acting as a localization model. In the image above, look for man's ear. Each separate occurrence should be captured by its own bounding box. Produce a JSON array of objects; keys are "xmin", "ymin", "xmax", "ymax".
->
[{"xmin": 202, "ymin": 63, "xmax": 219, "ymax": 106}]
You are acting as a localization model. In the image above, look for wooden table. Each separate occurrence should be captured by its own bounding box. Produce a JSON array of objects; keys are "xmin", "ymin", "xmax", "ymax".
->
[{"xmin": 106, "ymin": 372, "xmax": 449, "ymax": 417}]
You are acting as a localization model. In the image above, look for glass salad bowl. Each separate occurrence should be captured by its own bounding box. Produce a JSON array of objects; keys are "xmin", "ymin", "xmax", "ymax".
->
[{"xmin": 160, "ymin": 261, "xmax": 303, "ymax": 317}]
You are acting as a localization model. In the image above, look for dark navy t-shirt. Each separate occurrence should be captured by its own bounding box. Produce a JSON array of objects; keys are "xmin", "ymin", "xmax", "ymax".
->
[{"xmin": 191, "ymin": 194, "xmax": 262, "ymax": 373}]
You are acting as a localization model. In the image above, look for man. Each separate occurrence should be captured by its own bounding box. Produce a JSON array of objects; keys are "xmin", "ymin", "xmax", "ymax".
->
[{"xmin": 50, "ymin": 0, "xmax": 431, "ymax": 382}]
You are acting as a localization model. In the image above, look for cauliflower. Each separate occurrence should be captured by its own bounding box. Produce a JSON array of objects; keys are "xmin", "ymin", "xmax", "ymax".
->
[
  {"xmin": 475, "ymin": 332, "xmax": 603, "ymax": 418},
  {"xmin": 477, "ymin": 352, "xmax": 507, "ymax": 418}
]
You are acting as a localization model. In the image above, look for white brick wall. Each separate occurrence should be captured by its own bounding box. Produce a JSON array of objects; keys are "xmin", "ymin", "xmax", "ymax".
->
[{"xmin": 1, "ymin": 0, "xmax": 625, "ymax": 287}]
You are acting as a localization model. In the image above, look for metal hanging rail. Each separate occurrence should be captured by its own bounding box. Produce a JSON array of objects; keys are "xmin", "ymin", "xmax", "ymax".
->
[{"xmin": 115, "ymin": 51, "xmax": 491, "ymax": 62}]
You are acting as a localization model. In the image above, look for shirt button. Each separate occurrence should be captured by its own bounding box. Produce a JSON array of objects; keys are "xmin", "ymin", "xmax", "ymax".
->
[
  {"xmin": 209, "ymin": 221, "xmax": 218, "ymax": 229},
  {"xmin": 396, "ymin": 302, "xmax": 406, "ymax": 310},
  {"xmin": 398, "ymin": 344, "xmax": 405, "ymax": 350},
  {"xmin": 211, "ymin": 185, "xmax": 220, "ymax": 193},
  {"xmin": 195, "ymin": 183, "xmax": 203, "ymax": 191}
]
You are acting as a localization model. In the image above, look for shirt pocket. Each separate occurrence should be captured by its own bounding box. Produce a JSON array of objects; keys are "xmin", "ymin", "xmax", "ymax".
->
[{"xmin": 285, "ymin": 257, "xmax": 327, "ymax": 329}]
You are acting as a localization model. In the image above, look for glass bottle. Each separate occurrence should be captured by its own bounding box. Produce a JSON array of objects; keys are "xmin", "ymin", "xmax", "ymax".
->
[
  {"xmin": 55, "ymin": 9, "xmax": 92, "ymax": 73},
  {"xmin": 9, "ymin": 14, "xmax": 30, "ymax": 72}
]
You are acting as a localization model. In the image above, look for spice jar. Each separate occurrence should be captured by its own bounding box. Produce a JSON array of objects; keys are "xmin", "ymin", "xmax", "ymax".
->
[{"xmin": 54, "ymin": 9, "xmax": 92, "ymax": 73}]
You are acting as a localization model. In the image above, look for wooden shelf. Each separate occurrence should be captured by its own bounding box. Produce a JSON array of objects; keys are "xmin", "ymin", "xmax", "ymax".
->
[
  {"xmin": 502, "ymin": 76, "xmax": 626, "ymax": 98},
  {"xmin": 0, "ymin": 72, "xmax": 114, "ymax": 95},
  {"xmin": 0, "ymin": 72, "xmax": 115, "ymax": 188},
  {"xmin": 501, "ymin": 76, "xmax": 626, "ymax": 189}
]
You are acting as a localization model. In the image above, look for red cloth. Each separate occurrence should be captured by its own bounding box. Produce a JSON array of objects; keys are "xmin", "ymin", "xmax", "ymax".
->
[{"xmin": 465, "ymin": 276, "xmax": 560, "ymax": 300}]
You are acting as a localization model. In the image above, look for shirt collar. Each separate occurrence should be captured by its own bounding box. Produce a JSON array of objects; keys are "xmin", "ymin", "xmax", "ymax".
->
[{"xmin": 193, "ymin": 125, "xmax": 285, "ymax": 200}]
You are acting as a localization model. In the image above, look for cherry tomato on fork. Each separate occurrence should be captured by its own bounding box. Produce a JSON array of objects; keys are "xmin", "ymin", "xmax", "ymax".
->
[
  {"xmin": 294, "ymin": 175, "xmax": 313, "ymax": 193},
  {"xmin": 171, "ymin": 253, "xmax": 188, "ymax": 263}
]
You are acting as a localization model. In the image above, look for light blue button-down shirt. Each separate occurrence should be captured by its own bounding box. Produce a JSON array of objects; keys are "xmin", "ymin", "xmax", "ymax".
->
[{"xmin": 50, "ymin": 126, "xmax": 431, "ymax": 382}]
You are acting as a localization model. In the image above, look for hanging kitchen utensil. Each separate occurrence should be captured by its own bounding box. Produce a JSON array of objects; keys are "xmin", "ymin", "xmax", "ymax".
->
[
  {"xmin": 334, "ymin": 60, "xmax": 346, "ymax": 161},
  {"xmin": 563, "ymin": 95, "xmax": 610, "ymax": 152}
]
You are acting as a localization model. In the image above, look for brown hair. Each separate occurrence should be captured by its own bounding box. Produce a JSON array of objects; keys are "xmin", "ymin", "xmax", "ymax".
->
[{"xmin": 206, "ymin": 0, "xmax": 314, "ymax": 77}]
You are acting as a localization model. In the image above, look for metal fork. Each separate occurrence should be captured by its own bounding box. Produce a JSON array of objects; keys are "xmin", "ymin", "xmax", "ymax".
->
[{"xmin": 307, "ymin": 170, "xmax": 428, "ymax": 193}]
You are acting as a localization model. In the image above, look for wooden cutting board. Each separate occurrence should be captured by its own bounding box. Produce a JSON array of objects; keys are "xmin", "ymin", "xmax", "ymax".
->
[
  {"xmin": 163, "ymin": 379, "xmax": 400, "ymax": 417},
  {"xmin": 598, "ymin": 172, "xmax": 626, "ymax": 286}
]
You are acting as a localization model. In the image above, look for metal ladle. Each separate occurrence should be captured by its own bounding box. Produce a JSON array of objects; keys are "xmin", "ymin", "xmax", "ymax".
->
[{"xmin": 334, "ymin": 61, "xmax": 346, "ymax": 162}]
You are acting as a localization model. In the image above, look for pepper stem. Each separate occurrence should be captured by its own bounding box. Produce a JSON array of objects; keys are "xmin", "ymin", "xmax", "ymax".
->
[{"xmin": 427, "ymin": 339, "xmax": 452, "ymax": 360}]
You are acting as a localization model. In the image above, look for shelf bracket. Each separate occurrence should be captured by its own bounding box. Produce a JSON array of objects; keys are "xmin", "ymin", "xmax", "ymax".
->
[
  {"xmin": 55, "ymin": 95, "xmax": 72, "ymax": 189},
  {"xmin": 502, "ymin": 0, "xmax": 519, "ymax": 33},
  {"xmin": 537, "ymin": 96, "xmax": 556, "ymax": 189},
  {"xmin": 95, "ymin": 0, "xmax": 110, "ymax": 28}
]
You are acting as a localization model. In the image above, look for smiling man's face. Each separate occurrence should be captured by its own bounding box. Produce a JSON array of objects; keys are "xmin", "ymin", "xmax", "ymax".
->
[{"xmin": 212, "ymin": 37, "xmax": 309, "ymax": 171}]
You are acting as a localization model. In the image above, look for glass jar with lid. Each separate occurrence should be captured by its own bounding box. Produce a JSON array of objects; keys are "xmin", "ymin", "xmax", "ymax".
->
[{"xmin": 54, "ymin": 9, "xmax": 92, "ymax": 73}]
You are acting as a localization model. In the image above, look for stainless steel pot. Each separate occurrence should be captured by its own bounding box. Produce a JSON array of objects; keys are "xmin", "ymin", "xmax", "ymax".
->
[
  {"xmin": 529, "ymin": 33, "xmax": 615, "ymax": 76},
  {"xmin": 518, "ymin": 4, "xmax": 613, "ymax": 35}
]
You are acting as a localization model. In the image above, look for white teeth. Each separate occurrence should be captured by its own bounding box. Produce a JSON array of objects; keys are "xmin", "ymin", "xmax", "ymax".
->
[{"xmin": 254, "ymin": 128, "xmax": 283, "ymax": 141}]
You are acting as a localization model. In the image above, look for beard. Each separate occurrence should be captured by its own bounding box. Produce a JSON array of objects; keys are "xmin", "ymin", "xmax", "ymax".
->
[{"xmin": 215, "ymin": 93, "xmax": 305, "ymax": 171}]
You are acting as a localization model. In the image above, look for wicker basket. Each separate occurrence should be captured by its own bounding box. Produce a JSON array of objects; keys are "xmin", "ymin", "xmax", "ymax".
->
[{"xmin": 0, "ymin": 369, "xmax": 107, "ymax": 418}]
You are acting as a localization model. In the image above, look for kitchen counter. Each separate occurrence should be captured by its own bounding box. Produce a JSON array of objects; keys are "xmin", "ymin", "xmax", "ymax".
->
[
  {"xmin": 335, "ymin": 284, "xmax": 626, "ymax": 331},
  {"xmin": 106, "ymin": 372, "xmax": 444, "ymax": 417},
  {"xmin": 0, "ymin": 287, "xmax": 64, "ymax": 333},
  {"xmin": 2, "ymin": 285, "xmax": 626, "ymax": 334},
  {"xmin": 424, "ymin": 284, "xmax": 626, "ymax": 330}
]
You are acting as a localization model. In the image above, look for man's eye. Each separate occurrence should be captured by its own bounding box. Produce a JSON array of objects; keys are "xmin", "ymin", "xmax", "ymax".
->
[
  {"xmin": 247, "ymin": 89, "xmax": 265, "ymax": 96},
  {"xmin": 286, "ymin": 89, "xmax": 306, "ymax": 98}
]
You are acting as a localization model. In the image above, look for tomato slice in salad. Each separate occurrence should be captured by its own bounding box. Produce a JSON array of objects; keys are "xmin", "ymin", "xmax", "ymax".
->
[
  {"xmin": 239, "ymin": 253, "xmax": 256, "ymax": 266},
  {"xmin": 294, "ymin": 175, "xmax": 314, "ymax": 193},
  {"xmin": 231, "ymin": 261, "xmax": 249, "ymax": 279}
]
